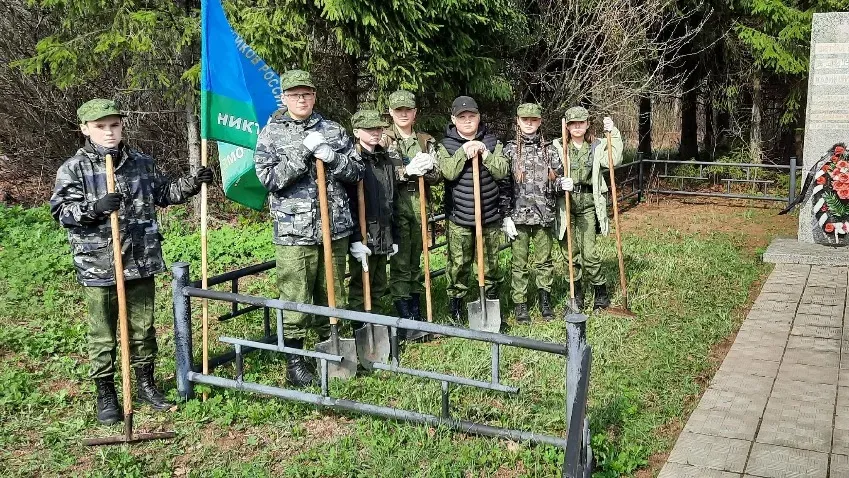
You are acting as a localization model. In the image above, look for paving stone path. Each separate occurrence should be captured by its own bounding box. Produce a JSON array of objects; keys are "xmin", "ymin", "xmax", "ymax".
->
[{"xmin": 659, "ymin": 264, "xmax": 849, "ymax": 478}]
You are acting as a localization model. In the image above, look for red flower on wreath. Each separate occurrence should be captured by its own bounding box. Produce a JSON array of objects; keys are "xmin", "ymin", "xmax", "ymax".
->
[
  {"xmin": 838, "ymin": 187, "xmax": 849, "ymax": 200},
  {"xmin": 824, "ymin": 164, "xmax": 832, "ymax": 172},
  {"xmin": 833, "ymin": 155, "xmax": 841, "ymax": 163},
  {"xmin": 836, "ymin": 146, "xmax": 846, "ymax": 155},
  {"xmin": 818, "ymin": 175, "xmax": 827, "ymax": 185},
  {"xmin": 825, "ymin": 223, "xmax": 836, "ymax": 233},
  {"xmin": 838, "ymin": 160, "xmax": 849, "ymax": 170},
  {"xmin": 822, "ymin": 204, "xmax": 830, "ymax": 212}
]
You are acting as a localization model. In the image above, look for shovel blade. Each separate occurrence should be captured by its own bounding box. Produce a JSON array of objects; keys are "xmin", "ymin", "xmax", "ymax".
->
[
  {"xmin": 315, "ymin": 335, "xmax": 358, "ymax": 380},
  {"xmin": 467, "ymin": 298, "xmax": 501, "ymax": 333},
  {"xmin": 354, "ymin": 324, "xmax": 390, "ymax": 370},
  {"xmin": 83, "ymin": 431, "xmax": 176, "ymax": 446}
]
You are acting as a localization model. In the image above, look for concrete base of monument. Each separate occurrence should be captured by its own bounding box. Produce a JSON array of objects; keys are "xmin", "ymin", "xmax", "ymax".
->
[{"xmin": 763, "ymin": 237, "xmax": 849, "ymax": 265}]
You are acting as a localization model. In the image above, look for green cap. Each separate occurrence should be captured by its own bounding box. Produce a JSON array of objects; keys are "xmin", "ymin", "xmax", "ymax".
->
[
  {"xmin": 77, "ymin": 99, "xmax": 124, "ymax": 123},
  {"xmin": 351, "ymin": 110, "xmax": 389, "ymax": 129},
  {"xmin": 564, "ymin": 106, "xmax": 589, "ymax": 123},
  {"xmin": 516, "ymin": 103, "xmax": 542, "ymax": 118},
  {"xmin": 388, "ymin": 90, "xmax": 416, "ymax": 109},
  {"xmin": 280, "ymin": 69, "xmax": 315, "ymax": 91}
]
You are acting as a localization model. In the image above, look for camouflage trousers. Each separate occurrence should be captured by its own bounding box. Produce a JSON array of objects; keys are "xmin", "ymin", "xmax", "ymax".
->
[
  {"xmin": 446, "ymin": 221, "xmax": 503, "ymax": 299},
  {"xmin": 559, "ymin": 192, "xmax": 604, "ymax": 285},
  {"xmin": 275, "ymin": 241, "xmax": 348, "ymax": 340},
  {"xmin": 389, "ymin": 207, "xmax": 424, "ymax": 300},
  {"xmin": 349, "ymin": 253, "xmax": 389, "ymax": 312},
  {"xmin": 511, "ymin": 224, "xmax": 554, "ymax": 303},
  {"xmin": 84, "ymin": 276, "xmax": 157, "ymax": 380}
]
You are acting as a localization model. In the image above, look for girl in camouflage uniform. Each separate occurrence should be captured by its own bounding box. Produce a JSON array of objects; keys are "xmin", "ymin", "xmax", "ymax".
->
[
  {"xmin": 502, "ymin": 103, "xmax": 566, "ymax": 323},
  {"xmin": 553, "ymin": 107, "xmax": 623, "ymax": 310}
]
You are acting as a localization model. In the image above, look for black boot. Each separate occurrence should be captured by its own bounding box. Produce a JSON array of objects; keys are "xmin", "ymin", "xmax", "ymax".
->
[
  {"xmin": 538, "ymin": 290, "xmax": 553, "ymax": 319},
  {"xmin": 593, "ymin": 284, "xmax": 610, "ymax": 311},
  {"xmin": 285, "ymin": 339, "xmax": 316, "ymax": 387},
  {"xmin": 403, "ymin": 294, "xmax": 429, "ymax": 341},
  {"xmin": 408, "ymin": 293, "xmax": 422, "ymax": 321},
  {"xmin": 95, "ymin": 377, "xmax": 122, "ymax": 425},
  {"xmin": 485, "ymin": 286, "xmax": 499, "ymax": 301},
  {"xmin": 514, "ymin": 303, "xmax": 530, "ymax": 324},
  {"xmin": 572, "ymin": 282, "xmax": 585, "ymax": 311},
  {"xmin": 134, "ymin": 363, "xmax": 175, "ymax": 411},
  {"xmin": 449, "ymin": 297, "xmax": 463, "ymax": 324}
]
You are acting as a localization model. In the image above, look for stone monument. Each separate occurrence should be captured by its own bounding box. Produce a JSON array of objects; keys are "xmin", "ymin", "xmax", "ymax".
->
[
  {"xmin": 764, "ymin": 12, "xmax": 849, "ymax": 264},
  {"xmin": 798, "ymin": 12, "xmax": 849, "ymax": 244}
]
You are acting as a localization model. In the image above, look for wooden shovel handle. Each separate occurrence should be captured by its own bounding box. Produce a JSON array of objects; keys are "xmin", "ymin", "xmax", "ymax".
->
[
  {"xmin": 605, "ymin": 131, "xmax": 629, "ymax": 308},
  {"xmin": 104, "ymin": 154, "xmax": 133, "ymax": 420},
  {"xmin": 561, "ymin": 118, "xmax": 576, "ymax": 300},
  {"xmin": 472, "ymin": 151, "xmax": 485, "ymax": 287},
  {"xmin": 316, "ymin": 160, "xmax": 338, "ymax": 325},
  {"xmin": 418, "ymin": 176, "xmax": 433, "ymax": 323},
  {"xmin": 357, "ymin": 180, "xmax": 372, "ymax": 312}
]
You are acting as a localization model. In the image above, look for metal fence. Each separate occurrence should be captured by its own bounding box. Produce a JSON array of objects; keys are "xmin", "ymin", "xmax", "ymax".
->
[
  {"xmin": 615, "ymin": 154, "xmax": 802, "ymax": 206},
  {"xmin": 173, "ymin": 262, "xmax": 594, "ymax": 477}
]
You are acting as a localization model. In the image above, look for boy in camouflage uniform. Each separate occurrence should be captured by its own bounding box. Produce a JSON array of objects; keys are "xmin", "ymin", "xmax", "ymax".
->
[
  {"xmin": 382, "ymin": 90, "xmax": 439, "ymax": 338},
  {"xmin": 502, "ymin": 103, "xmax": 566, "ymax": 323},
  {"xmin": 50, "ymin": 99, "xmax": 213, "ymax": 425},
  {"xmin": 436, "ymin": 96, "xmax": 510, "ymax": 323},
  {"xmin": 553, "ymin": 107, "xmax": 622, "ymax": 310},
  {"xmin": 346, "ymin": 110, "xmax": 400, "ymax": 313},
  {"xmin": 254, "ymin": 70, "xmax": 364, "ymax": 387}
]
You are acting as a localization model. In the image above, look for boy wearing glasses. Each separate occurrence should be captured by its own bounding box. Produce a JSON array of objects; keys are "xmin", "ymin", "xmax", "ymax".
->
[{"xmin": 254, "ymin": 69, "xmax": 364, "ymax": 387}]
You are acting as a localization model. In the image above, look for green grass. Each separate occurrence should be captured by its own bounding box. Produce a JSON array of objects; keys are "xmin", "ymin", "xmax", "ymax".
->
[{"xmin": 0, "ymin": 202, "xmax": 780, "ymax": 477}]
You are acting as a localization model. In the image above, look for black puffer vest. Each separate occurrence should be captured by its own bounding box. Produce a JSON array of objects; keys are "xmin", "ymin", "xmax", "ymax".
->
[{"xmin": 442, "ymin": 125, "xmax": 501, "ymax": 227}]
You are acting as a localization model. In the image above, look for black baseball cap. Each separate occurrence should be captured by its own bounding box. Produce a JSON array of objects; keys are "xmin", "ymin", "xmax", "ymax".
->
[{"xmin": 451, "ymin": 96, "xmax": 479, "ymax": 116}]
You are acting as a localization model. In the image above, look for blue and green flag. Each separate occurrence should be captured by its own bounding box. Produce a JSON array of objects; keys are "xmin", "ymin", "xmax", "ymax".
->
[{"xmin": 200, "ymin": 0, "xmax": 283, "ymax": 210}]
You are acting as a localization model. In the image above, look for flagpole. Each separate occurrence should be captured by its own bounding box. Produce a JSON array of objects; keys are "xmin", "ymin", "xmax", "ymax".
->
[{"xmin": 201, "ymin": 138, "xmax": 209, "ymax": 402}]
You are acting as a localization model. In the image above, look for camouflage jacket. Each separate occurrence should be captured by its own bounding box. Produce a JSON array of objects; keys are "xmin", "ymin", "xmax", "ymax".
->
[
  {"xmin": 49, "ymin": 141, "xmax": 200, "ymax": 286},
  {"xmin": 255, "ymin": 110, "xmax": 364, "ymax": 246},
  {"xmin": 504, "ymin": 133, "xmax": 563, "ymax": 226},
  {"xmin": 382, "ymin": 126, "xmax": 441, "ymax": 220},
  {"xmin": 346, "ymin": 145, "xmax": 401, "ymax": 255}
]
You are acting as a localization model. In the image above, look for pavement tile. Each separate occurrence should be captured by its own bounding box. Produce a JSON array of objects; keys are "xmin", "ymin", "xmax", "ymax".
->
[
  {"xmin": 744, "ymin": 442, "xmax": 827, "ymax": 478},
  {"xmin": 667, "ymin": 432, "xmax": 750, "ymax": 473}
]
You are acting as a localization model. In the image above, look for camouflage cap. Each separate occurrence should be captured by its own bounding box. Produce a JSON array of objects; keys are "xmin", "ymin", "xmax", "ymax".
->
[
  {"xmin": 388, "ymin": 90, "xmax": 416, "ymax": 109},
  {"xmin": 77, "ymin": 99, "xmax": 124, "ymax": 123},
  {"xmin": 351, "ymin": 110, "xmax": 389, "ymax": 129},
  {"xmin": 516, "ymin": 103, "xmax": 542, "ymax": 118},
  {"xmin": 280, "ymin": 69, "xmax": 316, "ymax": 92},
  {"xmin": 564, "ymin": 106, "xmax": 590, "ymax": 123}
]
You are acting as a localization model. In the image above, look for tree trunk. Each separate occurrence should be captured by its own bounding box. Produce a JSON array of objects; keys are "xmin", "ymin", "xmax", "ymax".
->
[
  {"xmin": 186, "ymin": 95, "xmax": 202, "ymax": 219},
  {"xmin": 704, "ymin": 94, "xmax": 715, "ymax": 160},
  {"xmin": 749, "ymin": 69, "xmax": 763, "ymax": 163},
  {"xmin": 638, "ymin": 95, "xmax": 652, "ymax": 159},
  {"xmin": 679, "ymin": 75, "xmax": 699, "ymax": 161}
]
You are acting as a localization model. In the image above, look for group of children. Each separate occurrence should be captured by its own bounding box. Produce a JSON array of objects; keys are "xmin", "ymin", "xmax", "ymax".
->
[{"xmin": 51, "ymin": 68, "xmax": 622, "ymax": 425}]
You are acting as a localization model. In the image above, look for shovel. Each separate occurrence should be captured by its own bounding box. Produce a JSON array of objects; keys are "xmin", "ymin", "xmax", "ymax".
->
[
  {"xmin": 401, "ymin": 174, "xmax": 433, "ymax": 342},
  {"xmin": 467, "ymin": 152, "xmax": 501, "ymax": 333},
  {"xmin": 603, "ymin": 131, "xmax": 637, "ymax": 319},
  {"xmin": 353, "ymin": 180, "xmax": 390, "ymax": 369},
  {"xmin": 313, "ymin": 160, "xmax": 358, "ymax": 380},
  {"xmin": 83, "ymin": 154, "xmax": 175, "ymax": 446},
  {"xmin": 561, "ymin": 119, "xmax": 581, "ymax": 314}
]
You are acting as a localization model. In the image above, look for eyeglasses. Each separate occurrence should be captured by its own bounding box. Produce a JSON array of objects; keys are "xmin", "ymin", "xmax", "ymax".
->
[{"xmin": 285, "ymin": 92, "xmax": 315, "ymax": 101}]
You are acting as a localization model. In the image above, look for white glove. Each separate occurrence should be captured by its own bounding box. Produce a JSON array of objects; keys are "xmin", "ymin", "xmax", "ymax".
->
[
  {"xmin": 303, "ymin": 131, "xmax": 326, "ymax": 152},
  {"xmin": 559, "ymin": 177, "xmax": 574, "ymax": 191},
  {"xmin": 313, "ymin": 144, "xmax": 335, "ymax": 162},
  {"xmin": 388, "ymin": 244, "xmax": 399, "ymax": 258},
  {"xmin": 350, "ymin": 241, "xmax": 372, "ymax": 271},
  {"xmin": 501, "ymin": 217, "xmax": 518, "ymax": 241},
  {"xmin": 603, "ymin": 117, "xmax": 614, "ymax": 132},
  {"xmin": 405, "ymin": 153, "xmax": 434, "ymax": 176}
]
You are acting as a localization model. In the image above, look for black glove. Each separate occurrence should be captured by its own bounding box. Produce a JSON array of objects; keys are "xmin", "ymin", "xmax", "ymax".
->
[
  {"xmin": 93, "ymin": 193, "xmax": 123, "ymax": 215},
  {"xmin": 195, "ymin": 166, "xmax": 214, "ymax": 184}
]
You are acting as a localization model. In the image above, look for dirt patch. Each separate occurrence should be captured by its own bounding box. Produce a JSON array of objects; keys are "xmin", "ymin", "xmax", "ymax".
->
[{"xmin": 621, "ymin": 197, "xmax": 797, "ymax": 253}]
